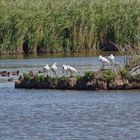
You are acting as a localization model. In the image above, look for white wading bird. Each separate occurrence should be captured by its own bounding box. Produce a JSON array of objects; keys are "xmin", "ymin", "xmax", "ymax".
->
[
  {"xmin": 62, "ymin": 64, "xmax": 77, "ymax": 76},
  {"xmin": 43, "ymin": 64, "xmax": 50, "ymax": 76},
  {"xmin": 62, "ymin": 64, "xmax": 68, "ymax": 75},
  {"xmin": 99, "ymin": 55, "xmax": 110, "ymax": 69},
  {"xmin": 67, "ymin": 65, "xmax": 77, "ymax": 76},
  {"xmin": 51, "ymin": 63, "xmax": 57, "ymax": 76},
  {"xmin": 108, "ymin": 54, "xmax": 115, "ymax": 66}
]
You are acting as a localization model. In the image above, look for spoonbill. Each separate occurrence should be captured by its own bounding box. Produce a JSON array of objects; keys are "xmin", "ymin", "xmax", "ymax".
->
[
  {"xmin": 43, "ymin": 64, "xmax": 50, "ymax": 76},
  {"xmin": 108, "ymin": 54, "xmax": 115, "ymax": 65},
  {"xmin": 62, "ymin": 64, "xmax": 77, "ymax": 76},
  {"xmin": 67, "ymin": 65, "xmax": 77, "ymax": 76},
  {"xmin": 99, "ymin": 55, "xmax": 110, "ymax": 69},
  {"xmin": 62, "ymin": 64, "xmax": 68, "ymax": 75},
  {"xmin": 51, "ymin": 63, "xmax": 57, "ymax": 76}
]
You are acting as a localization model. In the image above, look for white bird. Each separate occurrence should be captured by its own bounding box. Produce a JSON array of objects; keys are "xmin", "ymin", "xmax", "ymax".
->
[
  {"xmin": 99, "ymin": 55, "xmax": 110, "ymax": 69},
  {"xmin": 62, "ymin": 64, "xmax": 68, "ymax": 75},
  {"xmin": 51, "ymin": 63, "xmax": 57, "ymax": 76},
  {"xmin": 43, "ymin": 64, "xmax": 50, "ymax": 76},
  {"xmin": 62, "ymin": 64, "xmax": 77, "ymax": 76},
  {"xmin": 67, "ymin": 65, "xmax": 77, "ymax": 76},
  {"xmin": 108, "ymin": 54, "xmax": 115, "ymax": 65}
]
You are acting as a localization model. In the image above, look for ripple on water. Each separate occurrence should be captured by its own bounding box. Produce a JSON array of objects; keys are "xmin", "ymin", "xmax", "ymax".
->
[{"xmin": 0, "ymin": 56, "xmax": 140, "ymax": 140}]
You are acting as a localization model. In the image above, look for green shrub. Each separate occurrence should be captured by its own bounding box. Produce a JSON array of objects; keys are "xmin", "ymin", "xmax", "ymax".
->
[
  {"xmin": 120, "ymin": 68, "xmax": 129, "ymax": 79},
  {"xmin": 23, "ymin": 73, "xmax": 31, "ymax": 81},
  {"xmin": 31, "ymin": 75, "xmax": 45, "ymax": 83},
  {"xmin": 100, "ymin": 70, "xmax": 115, "ymax": 82},
  {"xmin": 51, "ymin": 77, "xmax": 58, "ymax": 82},
  {"xmin": 45, "ymin": 76, "xmax": 52, "ymax": 82},
  {"xmin": 128, "ymin": 74, "xmax": 140, "ymax": 82},
  {"xmin": 58, "ymin": 76, "xmax": 68, "ymax": 81},
  {"xmin": 82, "ymin": 71, "xmax": 95, "ymax": 81},
  {"xmin": 76, "ymin": 75, "xmax": 82, "ymax": 81}
]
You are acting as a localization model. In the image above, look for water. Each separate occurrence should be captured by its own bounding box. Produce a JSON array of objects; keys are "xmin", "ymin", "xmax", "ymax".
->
[
  {"xmin": 0, "ymin": 53, "xmax": 124, "ymax": 78},
  {"xmin": 0, "ymin": 83, "xmax": 140, "ymax": 140},
  {"xmin": 0, "ymin": 53, "xmax": 140, "ymax": 140}
]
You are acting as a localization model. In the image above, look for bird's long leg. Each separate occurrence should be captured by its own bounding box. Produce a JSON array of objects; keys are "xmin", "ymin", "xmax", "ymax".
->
[
  {"xmin": 62, "ymin": 68, "xmax": 64, "ymax": 74},
  {"xmin": 46, "ymin": 71, "xmax": 48, "ymax": 77},
  {"xmin": 54, "ymin": 71, "xmax": 57, "ymax": 77},
  {"xmin": 101, "ymin": 63, "xmax": 105, "ymax": 70},
  {"xmin": 52, "ymin": 70, "xmax": 54, "ymax": 77},
  {"xmin": 70, "ymin": 71, "xmax": 74, "ymax": 77},
  {"xmin": 108, "ymin": 62, "xmax": 111, "ymax": 70},
  {"xmin": 113, "ymin": 62, "xmax": 116, "ymax": 70},
  {"xmin": 110, "ymin": 62, "xmax": 115, "ymax": 70},
  {"xmin": 66, "ymin": 70, "xmax": 68, "ymax": 76},
  {"xmin": 111, "ymin": 63, "xmax": 114, "ymax": 70}
]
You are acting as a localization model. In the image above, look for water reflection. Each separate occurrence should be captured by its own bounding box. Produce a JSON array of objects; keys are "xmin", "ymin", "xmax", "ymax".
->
[{"xmin": 0, "ymin": 50, "xmax": 120, "ymax": 60}]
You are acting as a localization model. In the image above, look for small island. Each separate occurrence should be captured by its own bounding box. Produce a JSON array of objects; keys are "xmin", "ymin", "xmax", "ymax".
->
[{"xmin": 15, "ymin": 68, "xmax": 140, "ymax": 90}]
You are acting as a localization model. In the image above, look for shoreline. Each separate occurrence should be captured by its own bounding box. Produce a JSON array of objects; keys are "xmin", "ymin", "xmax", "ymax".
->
[{"xmin": 15, "ymin": 70, "xmax": 140, "ymax": 90}]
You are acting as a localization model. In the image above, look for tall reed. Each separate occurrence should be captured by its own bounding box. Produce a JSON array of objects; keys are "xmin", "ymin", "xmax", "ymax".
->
[{"xmin": 0, "ymin": 0, "xmax": 139, "ymax": 54}]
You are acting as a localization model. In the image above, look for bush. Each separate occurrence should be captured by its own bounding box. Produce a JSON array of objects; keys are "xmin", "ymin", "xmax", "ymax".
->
[
  {"xmin": 76, "ymin": 75, "xmax": 82, "ymax": 81},
  {"xmin": 23, "ymin": 73, "xmax": 31, "ymax": 81},
  {"xmin": 120, "ymin": 68, "xmax": 129, "ymax": 79},
  {"xmin": 44, "ymin": 76, "xmax": 52, "ymax": 82},
  {"xmin": 58, "ymin": 76, "xmax": 68, "ymax": 81},
  {"xmin": 82, "ymin": 71, "xmax": 95, "ymax": 81},
  {"xmin": 100, "ymin": 70, "xmax": 115, "ymax": 82},
  {"xmin": 128, "ymin": 74, "xmax": 140, "ymax": 82},
  {"xmin": 32, "ymin": 75, "xmax": 45, "ymax": 83},
  {"xmin": 51, "ymin": 77, "xmax": 58, "ymax": 82}
]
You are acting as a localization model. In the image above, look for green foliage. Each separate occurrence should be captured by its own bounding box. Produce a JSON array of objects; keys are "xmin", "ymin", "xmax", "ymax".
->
[
  {"xmin": 120, "ymin": 68, "xmax": 129, "ymax": 79},
  {"xmin": 0, "ymin": 0, "xmax": 139, "ymax": 53},
  {"xmin": 82, "ymin": 71, "xmax": 95, "ymax": 81},
  {"xmin": 76, "ymin": 75, "xmax": 82, "ymax": 81},
  {"xmin": 128, "ymin": 74, "xmax": 140, "ymax": 82},
  {"xmin": 51, "ymin": 77, "xmax": 58, "ymax": 82},
  {"xmin": 100, "ymin": 70, "xmax": 115, "ymax": 82},
  {"xmin": 31, "ymin": 75, "xmax": 45, "ymax": 82},
  {"xmin": 58, "ymin": 76, "xmax": 68, "ymax": 81},
  {"xmin": 23, "ymin": 73, "xmax": 31, "ymax": 81},
  {"xmin": 44, "ymin": 76, "xmax": 52, "ymax": 82}
]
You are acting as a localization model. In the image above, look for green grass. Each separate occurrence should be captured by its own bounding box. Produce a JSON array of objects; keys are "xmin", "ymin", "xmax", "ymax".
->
[
  {"xmin": 82, "ymin": 71, "xmax": 95, "ymax": 81},
  {"xmin": 0, "ymin": 0, "xmax": 139, "ymax": 54},
  {"xmin": 100, "ymin": 70, "xmax": 115, "ymax": 82},
  {"xmin": 120, "ymin": 68, "xmax": 129, "ymax": 79},
  {"xmin": 128, "ymin": 74, "xmax": 140, "ymax": 82}
]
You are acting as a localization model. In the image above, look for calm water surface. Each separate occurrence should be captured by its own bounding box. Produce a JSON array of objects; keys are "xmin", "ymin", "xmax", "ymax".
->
[{"xmin": 0, "ymin": 53, "xmax": 140, "ymax": 140}]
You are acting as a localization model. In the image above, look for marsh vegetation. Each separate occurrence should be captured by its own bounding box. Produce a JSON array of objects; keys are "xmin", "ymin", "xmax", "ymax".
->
[
  {"xmin": 15, "ymin": 68, "xmax": 140, "ymax": 90},
  {"xmin": 0, "ymin": 0, "xmax": 139, "ymax": 54}
]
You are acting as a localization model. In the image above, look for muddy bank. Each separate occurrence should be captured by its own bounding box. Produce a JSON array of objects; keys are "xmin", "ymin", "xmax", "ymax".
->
[{"xmin": 15, "ymin": 71, "xmax": 140, "ymax": 90}]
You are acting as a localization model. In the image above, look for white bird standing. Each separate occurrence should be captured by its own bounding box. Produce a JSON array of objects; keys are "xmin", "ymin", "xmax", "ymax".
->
[
  {"xmin": 99, "ymin": 55, "xmax": 110, "ymax": 69},
  {"xmin": 51, "ymin": 63, "xmax": 57, "ymax": 76},
  {"xmin": 62, "ymin": 64, "xmax": 68, "ymax": 75},
  {"xmin": 67, "ymin": 65, "xmax": 77, "ymax": 76},
  {"xmin": 108, "ymin": 54, "xmax": 115, "ymax": 66},
  {"xmin": 43, "ymin": 64, "xmax": 50, "ymax": 76},
  {"xmin": 62, "ymin": 64, "xmax": 77, "ymax": 76}
]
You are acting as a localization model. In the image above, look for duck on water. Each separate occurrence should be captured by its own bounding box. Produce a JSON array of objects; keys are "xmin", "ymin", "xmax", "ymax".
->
[{"xmin": 15, "ymin": 54, "xmax": 140, "ymax": 90}]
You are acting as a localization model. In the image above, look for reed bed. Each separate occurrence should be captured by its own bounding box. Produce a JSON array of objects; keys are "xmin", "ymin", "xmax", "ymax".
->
[{"xmin": 0, "ymin": 0, "xmax": 139, "ymax": 54}]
